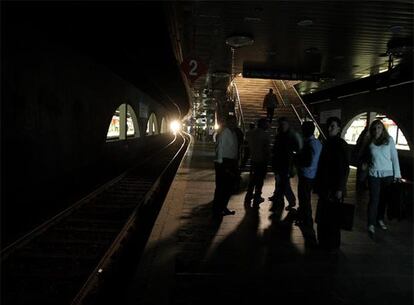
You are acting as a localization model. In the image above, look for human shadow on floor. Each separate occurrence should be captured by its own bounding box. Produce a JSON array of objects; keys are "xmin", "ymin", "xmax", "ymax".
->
[
  {"xmin": 174, "ymin": 200, "xmax": 261, "ymax": 305},
  {"xmin": 175, "ymin": 201, "xmax": 224, "ymax": 274}
]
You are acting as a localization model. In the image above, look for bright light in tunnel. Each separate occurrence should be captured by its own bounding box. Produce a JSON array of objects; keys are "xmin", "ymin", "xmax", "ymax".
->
[
  {"xmin": 214, "ymin": 123, "xmax": 220, "ymax": 130},
  {"xmin": 169, "ymin": 120, "xmax": 181, "ymax": 134}
]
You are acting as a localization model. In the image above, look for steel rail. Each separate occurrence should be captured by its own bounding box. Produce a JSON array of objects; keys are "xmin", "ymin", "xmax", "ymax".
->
[
  {"xmin": 1, "ymin": 136, "xmax": 179, "ymax": 261},
  {"xmin": 71, "ymin": 132, "xmax": 189, "ymax": 305}
]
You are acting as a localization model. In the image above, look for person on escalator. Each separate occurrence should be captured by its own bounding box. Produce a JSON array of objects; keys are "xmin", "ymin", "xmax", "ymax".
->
[{"xmin": 262, "ymin": 88, "xmax": 279, "ymax": 124}]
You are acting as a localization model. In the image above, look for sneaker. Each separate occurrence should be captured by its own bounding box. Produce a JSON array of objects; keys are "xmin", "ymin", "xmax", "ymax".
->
[
  {"xmin": 253, "ymin": 197, "xmax": 265, "ymax": 205},
  {"xmin": 244, "ymin": 194, "xmax": 253, "ymax": 203},
  {"xmin": 222, "ymin": 208, "xmax": 236, "ymax": 216},
  {"xmin": 378, "ymin": 220, "xmax": 388, "ymax": 230},
  {"xmin": 368, "ymin": 225, "xmax": 375, "ymax": 234},
  {"xmin": 285, "ymin": 203, "xmax": 296, "ymax": 211}
]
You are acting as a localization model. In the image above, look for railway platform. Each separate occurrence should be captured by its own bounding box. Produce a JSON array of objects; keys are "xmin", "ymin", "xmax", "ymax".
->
[{"xmin": 123, "ymin": 138, "xmax": 413, "ymax": 305}]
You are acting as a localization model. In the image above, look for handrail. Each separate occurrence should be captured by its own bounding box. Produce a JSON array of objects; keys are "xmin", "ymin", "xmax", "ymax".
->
[
  {"xmin": 290, "ymin": 104, "xmax": 302, "ymax": 124},
  {"xmin": 272, "ymin": 80, "xmax": 286, "ymax": 107},
  {"xmin": 291, "ymin": 86, "xmax": 326, "ymax": 140},
  {"xmin": 232, "ymin": 81, "xmax": 246, "ymax": 135}
]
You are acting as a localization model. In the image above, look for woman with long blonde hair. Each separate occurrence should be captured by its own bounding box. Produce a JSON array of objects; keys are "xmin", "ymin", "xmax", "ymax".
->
[{"xmin": 364, "ymin": 119, "xmax": 401, "ymax": 235}]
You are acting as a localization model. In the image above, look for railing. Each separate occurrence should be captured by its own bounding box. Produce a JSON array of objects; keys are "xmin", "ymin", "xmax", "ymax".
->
[
  {"xmin": 231, "ymin": 81, "xmax": 246, "ymax": 135},
  {"xmin": 291, "ymin": 86, "xmax": 326, "ymax": 139},
  {"xmin": 272, "ymin": 80, "xmax": 287, "ymax": 106},
  {"xmin": 290, "ymin": 104, "xmax": 302, "ymax": 123}
]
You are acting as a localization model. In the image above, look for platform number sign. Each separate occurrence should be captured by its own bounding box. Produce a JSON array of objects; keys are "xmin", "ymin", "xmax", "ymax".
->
[{"xmin": 181, "ymin": 58, "xmax": 207, "ymax": 83}]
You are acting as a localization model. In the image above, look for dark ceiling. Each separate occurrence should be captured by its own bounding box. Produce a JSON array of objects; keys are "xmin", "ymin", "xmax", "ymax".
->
[
  {"xmin": 3, "ymin": 2, "xmax": 413, "ymax": 116},
  {"xmin": 2, "ymin": 2, "xmax": 190, "ymax": 116},
  {"xmin": 172, "ymin": 1, "xmax": 413, "ymax": 99}
]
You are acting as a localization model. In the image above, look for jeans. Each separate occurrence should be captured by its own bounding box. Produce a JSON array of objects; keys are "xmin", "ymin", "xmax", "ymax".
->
[
  {"xmin": 213, "ymin": 159, "xmax": 237, "ymax": 212},
  {"xmin": 274, "ymin": 173, "xmax": 296, "ymax": 206},
  {"xmin": 247, "ymin": 162, "xmax": 267, "ymax": 199},
  {"xmin": 368, "ymin": 175, "xmax": 393, "ymax": 226}
]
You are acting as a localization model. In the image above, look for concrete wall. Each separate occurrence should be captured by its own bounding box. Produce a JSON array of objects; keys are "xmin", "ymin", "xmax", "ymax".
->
[
  {"xmin": 2, "ymin": 28, "xmax": 176, "ymax": 241},
  {"xmin": 310, "ymin": 83, "xmax": 413, "ymax": 179}
]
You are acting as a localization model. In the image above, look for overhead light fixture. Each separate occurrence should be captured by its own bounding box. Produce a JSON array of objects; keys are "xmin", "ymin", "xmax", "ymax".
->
[
  {"xmin": 244, "ymin": 17, "xmax": 262, "ymax": 23},
  {"xmin": 212, "ymin": 71, "xmax": 231, "ymax": 78},
  {"xmin": 304, "ymin": 47, "xmax": 319, "ymax": 54},
  {"xmin": 297, "ymin": 19, "xmax": 313, "ymax": 26},
  {"xmin": 389, "ymin": 25, "xmax": 404, "ymax": 33},
  {"xmin": 225, "ymin": 35, "xmax": 254, "ymax": 48}
]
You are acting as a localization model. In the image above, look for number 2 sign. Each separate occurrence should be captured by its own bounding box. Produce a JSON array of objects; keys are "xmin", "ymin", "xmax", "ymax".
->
[{"xmin": 180, "ymin": 58, "xmax": 208, "ymax": 83}]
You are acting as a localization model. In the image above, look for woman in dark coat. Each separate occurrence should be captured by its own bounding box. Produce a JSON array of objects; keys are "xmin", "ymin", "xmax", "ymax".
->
[{"xmin": 315, "ymin": 116, "xmax": 350, "ymax": 251}]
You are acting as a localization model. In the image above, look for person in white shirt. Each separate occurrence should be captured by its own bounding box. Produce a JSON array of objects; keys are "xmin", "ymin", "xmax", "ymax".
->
[
  {"xmin": 212, "ymin": 116, "xmax": 239, "ymax": 216},
  {"xmin": 363, "ymin": 119, "xmax": 401, "ymax": 235}
]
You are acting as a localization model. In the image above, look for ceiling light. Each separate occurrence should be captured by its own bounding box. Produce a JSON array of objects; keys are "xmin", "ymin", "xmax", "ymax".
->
[
  {"xmin": 297, "ymin": 19, "xmax": 313, "ymax": 26},
  {"xmin": 304, "ymin": 47, "xmax": 319, "ymax": 54},
  {"xmin": 244, "ymin": 17, "xmax": 262, "ymax": 23},
  {"xmin": 389, "ymin": 25, "xmax": 404, "ymax": 33},
  {"xmin": 212, "ymin": 71, "xmax": 231, "ymax": 78},
  {"xmin": 225, "ymin": 35, "xmax": 254, "ymax": 48}
]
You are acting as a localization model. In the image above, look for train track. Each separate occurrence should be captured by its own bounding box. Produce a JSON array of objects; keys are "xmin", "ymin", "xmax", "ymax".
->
[{"xmin": 1, "ymin": 132, "xmax": 190, "ymax": 305}]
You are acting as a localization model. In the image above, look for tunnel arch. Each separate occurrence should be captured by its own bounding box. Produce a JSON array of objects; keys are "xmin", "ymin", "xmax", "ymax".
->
[
  {"xmin": 160, "ymin": 117, "xmax": 168, "ymax": 133},
  {"xmin": 106, "ymin": 103, "xmax": 140, "ymax": 141},
  {"xmin": 343, "ymin": 111, "xmax": 410, "ymax": 151},
  {"xmin": 146, "ymin": 112, "xmax": 159, "ymax": 135}
]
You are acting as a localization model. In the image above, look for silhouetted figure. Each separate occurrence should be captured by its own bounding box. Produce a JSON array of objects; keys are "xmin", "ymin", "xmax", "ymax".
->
[
  {"xmin": 363, "ymin": 119, "xmax": 401, "ymax": 236},
  {"xmin": 262, "ymin": 88, "xmax": 279, "ymax": 124},
  {"xmin": 232, "ymin": 122, "xmax": 244, "ymax": 193},
  {"xmin": 314, "ymin": 117, "xmax": 349, "ymax": 251},
  {"xmin": 245, "ymin": 118, "xmax": 270, "ymax": 206},
  {"xmin": 295, "ymin": 121, "xmax": 322, "ymax": 247},
  {"xmin": 270, "ymin": 117, "xmax": 302, "ymax": 211},
  {"xmin": 241, "ymin": 122, "xmax": 255, "ymax": 167},
  {"xmin": 353, "ymin": 126, "xmax": 370, "ymax": 190},
  {"xmin": 212, "ymin": 116, "xmax": 239, "ymax": 216}
]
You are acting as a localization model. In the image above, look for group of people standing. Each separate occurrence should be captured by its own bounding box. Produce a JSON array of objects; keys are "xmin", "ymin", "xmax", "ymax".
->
[{"xmin": 212, "ymin": 104, "xmax": 401, "ymax": 252}]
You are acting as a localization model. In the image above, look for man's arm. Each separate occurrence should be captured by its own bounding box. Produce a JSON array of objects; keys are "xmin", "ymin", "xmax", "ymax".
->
[{"xmin": 263, "ymin": 95, "xmax": 268, "ymax": 109}]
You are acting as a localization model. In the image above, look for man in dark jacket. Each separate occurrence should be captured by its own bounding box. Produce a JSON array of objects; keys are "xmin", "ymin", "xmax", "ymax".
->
[
  {"xmin": 245, "ymin": 118, "xmax": 270, "ymax": 206},
  {"xmin": 314, "ymin": 116, "xmax": 349, "ymax": 251},
  {"xmin": 262, "ymin": 88, "xmax": 279, "ymax": 124},
  {"xmin": 270, "ymin": 117, "xmax": 302, "ymax": 211}
]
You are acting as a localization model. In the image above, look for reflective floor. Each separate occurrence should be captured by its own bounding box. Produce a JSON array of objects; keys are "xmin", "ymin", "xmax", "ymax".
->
[{"xmin": 124, "ymin": 139, "xmax": 413, "ymax": 305}]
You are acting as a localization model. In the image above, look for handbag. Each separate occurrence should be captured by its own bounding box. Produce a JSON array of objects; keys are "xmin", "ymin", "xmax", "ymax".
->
[
  {"xmin": 340, "ymin": 202, "xmax": 355, "ymax": 231},
  {"xmin": 387, "ymin": 181, "xmax": 411, "ymax": 221},
  {"xmin": 315, "ymin": 197, "xmax": 355, "ymax": 231}
]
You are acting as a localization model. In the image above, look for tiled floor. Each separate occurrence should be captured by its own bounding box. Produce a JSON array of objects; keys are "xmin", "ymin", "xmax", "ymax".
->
[{"xmin": 124, "ymin": 139, "xmax": 413, "ymax": 305}]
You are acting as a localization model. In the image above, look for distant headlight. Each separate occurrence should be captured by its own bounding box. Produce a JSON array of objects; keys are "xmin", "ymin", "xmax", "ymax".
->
[{"xmin": 170, "ymin": 120, "xmax": 182, "ymax": 134}]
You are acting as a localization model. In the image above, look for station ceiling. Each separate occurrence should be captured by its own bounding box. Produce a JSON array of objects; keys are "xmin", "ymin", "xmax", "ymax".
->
[
  {"xmin": 3, "ymin": 2, "xmax": 413, "ymax": 116},
  {"xmin": 171, "ymin": 1, "xmax": 413, "ymax": 99},
  {"xmin": 2, "ymin": 2, "xmax": 190, "ymax": 117}
]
